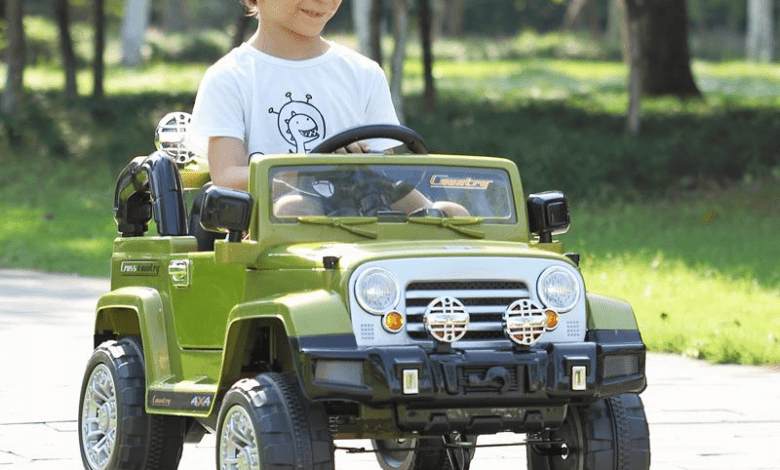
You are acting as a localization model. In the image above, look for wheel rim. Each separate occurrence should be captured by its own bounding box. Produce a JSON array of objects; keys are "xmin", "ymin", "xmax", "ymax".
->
[
  {"xmin": 374, "ymin": 438, "xmax": 416, "ymax": 469},
  {"xmin": 219, "ymin": 404, "xmax": 260, "ymax": 470},
  {"xmin": 81, "ymin": 364, "xmax": 117, "ymax": 470}
]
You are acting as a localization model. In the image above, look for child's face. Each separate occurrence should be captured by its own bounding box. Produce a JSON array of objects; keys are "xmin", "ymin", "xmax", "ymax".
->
[{"xmin": 259, "ymin": 0, "xmax": 343, "ymax": 39}]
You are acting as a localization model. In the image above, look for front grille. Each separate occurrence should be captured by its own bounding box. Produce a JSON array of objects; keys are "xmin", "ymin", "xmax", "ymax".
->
[
  {"xmin": 459, "ymin": 365, "xmax": 521, "ymax": 393},
  {"xmin": 405, "ymin": 280, "xmax": 528, "ymax": 343}
]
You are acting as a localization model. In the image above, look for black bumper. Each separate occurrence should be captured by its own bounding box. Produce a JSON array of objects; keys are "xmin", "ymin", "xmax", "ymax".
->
[{"xmin": 294, "ymin": 330, "xmax": 646, "ymax": 433}]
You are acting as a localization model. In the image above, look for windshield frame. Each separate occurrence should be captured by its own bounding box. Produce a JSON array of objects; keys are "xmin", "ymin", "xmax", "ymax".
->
[
  {"xmin": 247, "ymin": 153, "xmax": 529, "ymax": 248},
  {"xmin": 269, "ymin": 163, "xmax": 518, "ymax": 224}
]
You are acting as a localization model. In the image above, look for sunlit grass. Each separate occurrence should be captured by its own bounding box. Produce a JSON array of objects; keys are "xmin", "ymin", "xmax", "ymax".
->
[
  {"xmin": 561, "ymin": 185, "xmax": 780, "ymax": 364},
  {"xmin": 580, "ymin": 254, "xmax": 780, "ymax": 364}
]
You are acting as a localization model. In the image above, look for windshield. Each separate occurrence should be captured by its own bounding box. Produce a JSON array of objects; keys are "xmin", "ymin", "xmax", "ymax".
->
[{"xmin": 270, "ymin": 164, "xmax": 516, "ymax": 223}]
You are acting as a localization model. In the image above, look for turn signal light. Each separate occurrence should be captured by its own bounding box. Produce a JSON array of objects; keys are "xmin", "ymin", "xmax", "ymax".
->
[
  {"xmin": 383, "ymin": 311, "xmax": 404, "ymax": 333},
  {"xmin": 545, "ymin": 309, "xmax": 559, "ymax": 330}
]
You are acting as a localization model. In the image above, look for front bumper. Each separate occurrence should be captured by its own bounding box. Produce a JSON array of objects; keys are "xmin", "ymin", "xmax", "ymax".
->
[{"xmin": 295, "ymin": 330, "xmax": 646, "ymax": 433}]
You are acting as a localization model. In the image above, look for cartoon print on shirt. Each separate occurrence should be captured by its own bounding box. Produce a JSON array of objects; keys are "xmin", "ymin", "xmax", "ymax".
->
[{"xmin": 268, "ymin": 92, "xmax": 326, "ymax": 153}]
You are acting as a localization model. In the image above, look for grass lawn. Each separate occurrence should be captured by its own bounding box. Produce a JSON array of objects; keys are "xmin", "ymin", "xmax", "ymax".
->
[{"xmin": 1, "ymin": 32, "xmax": 778, "ymax": 365}]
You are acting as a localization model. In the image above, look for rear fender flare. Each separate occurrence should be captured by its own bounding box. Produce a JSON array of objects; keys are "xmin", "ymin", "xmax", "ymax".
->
[{"xmin": 95, "ymin": 287, "xmax": 173, "ymax": 385}]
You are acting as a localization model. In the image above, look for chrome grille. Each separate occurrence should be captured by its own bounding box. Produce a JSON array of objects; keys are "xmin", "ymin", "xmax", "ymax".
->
[{"xmin": 405, "ymin": 280, "xmax": 528, "ymax": 342}]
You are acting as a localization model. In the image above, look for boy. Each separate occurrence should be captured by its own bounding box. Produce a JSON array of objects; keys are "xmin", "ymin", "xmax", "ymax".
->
[{"xmin": 187, "ymin": 0, "xmax": 399, "ymax": 191}]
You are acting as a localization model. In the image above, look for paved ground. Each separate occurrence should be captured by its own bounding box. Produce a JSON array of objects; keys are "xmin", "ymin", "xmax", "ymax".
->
[{"xmin": 1, "ymin": 268, "xmax": 778, "ymax": 470}]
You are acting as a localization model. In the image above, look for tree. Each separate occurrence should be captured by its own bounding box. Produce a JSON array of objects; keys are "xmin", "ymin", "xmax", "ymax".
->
[
  {"xmin": 564, "ymin": 0, "xmax": 601, "ymax": 37},
  {"xmin": 162, "ymin": 0, "xmax": 189, "ymax": 32},
  {"xmin": 746, "ymin": 0, "xmax": 774, "ymax": 62},
  {"xmin": 2, "ymin": 0, "xmax": 25, "ymax": 115},
  {"xmin": 93, "ymin": 0, "xmax": 105, "ymax": 98},
  {"xmin": 120, "ymin": 0, "xmax": 152, "ymax": 66},
  {"xmin": 623, "ymin": 0, "xmax": 700, "ymax": 133},
  {"xmin": 419, "ymin": 0, "xmax": 436, "ymax": 111},
  {"xmin": 54, "ymin": 0, "xmax": 78, "ymax": 99},
  {"xmin": 389, "ymin": 0, "xmax": 409, "ymax": 121},
  {"xmin": 370, "ymin": 0, "xmax": 384, "ymax": 65},
  {"xmin": 353, "ymin": 0, "xmax": 372, "ymax": 56}
]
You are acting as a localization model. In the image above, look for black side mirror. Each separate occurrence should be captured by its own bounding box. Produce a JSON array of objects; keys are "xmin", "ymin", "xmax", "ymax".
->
[
  {"xmin": 200, "ymin": 186, "xmax": 254, "ymax": 242},
  {"xmin": 527, "ymin": 191, "xmax": 570, "ymax": 243}
]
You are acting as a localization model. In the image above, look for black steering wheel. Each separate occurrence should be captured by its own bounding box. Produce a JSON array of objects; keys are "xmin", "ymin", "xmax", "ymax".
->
[{"xmin": 310, "ymin": 124, "xmax": 429, "ymax": 154}]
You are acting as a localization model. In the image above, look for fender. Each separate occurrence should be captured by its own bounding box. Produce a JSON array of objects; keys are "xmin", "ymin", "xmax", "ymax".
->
[
  {"xmin": 586, "ymin": 293, "xmax": 639, "ymax": 331},
  {"xmin": 95, "ymin": 287, "xmax": 173, "ymax": 386},
  {"xmin": 219, "ymin": 290, "xmax": 353, "ymax": 391}
]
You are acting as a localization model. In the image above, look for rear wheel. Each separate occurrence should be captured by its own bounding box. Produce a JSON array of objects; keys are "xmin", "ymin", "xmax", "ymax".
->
[
  {"xmin": 78, "ymin": 338, "xmax": 186, "ymax": 470},
  {"xmin": 527, "ymin": 393, "xmax": 650, "ymax": 470},
  {"xmin": 217, "ymin": 373, "xmax": 334, "ymax": 470},
  {"xmin": 372, "ymin": 434, "xmax": 476, "ymax": 470}
]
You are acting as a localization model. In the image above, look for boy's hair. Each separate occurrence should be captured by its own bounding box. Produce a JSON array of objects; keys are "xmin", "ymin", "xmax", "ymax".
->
[{"xmin": 243, "ymin": 0, "xmax": 258, "ymax": 17}]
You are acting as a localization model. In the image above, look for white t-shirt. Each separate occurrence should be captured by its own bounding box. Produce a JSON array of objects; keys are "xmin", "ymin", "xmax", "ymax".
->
[{"xmin": 187, "ymin": 41, "xmax": 399, "ymax": 159}]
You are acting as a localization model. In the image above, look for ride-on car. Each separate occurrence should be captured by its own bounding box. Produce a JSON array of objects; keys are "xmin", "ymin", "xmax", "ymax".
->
[{"xmin": 78, "ymin": 113, "xmax": 650, "ymax": 470}]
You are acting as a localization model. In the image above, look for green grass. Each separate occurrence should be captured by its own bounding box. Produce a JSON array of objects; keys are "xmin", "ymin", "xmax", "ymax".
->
[
  {"xmin": 0, "ymin": 159, "xmax": 116, "ymax": 277},
  {"xmin": 561, "ymin": 185, "xmax": 780, "ymax": 365}
]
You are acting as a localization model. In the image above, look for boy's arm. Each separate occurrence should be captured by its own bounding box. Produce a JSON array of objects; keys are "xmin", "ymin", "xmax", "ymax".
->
[{"xmin": 208, "ymin": 136, "xmax": 249, "ymax": 190}]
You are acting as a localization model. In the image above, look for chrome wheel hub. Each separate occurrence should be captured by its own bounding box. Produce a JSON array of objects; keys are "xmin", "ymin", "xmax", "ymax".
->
[
  {"xmin": 219, "ymin": 405, "xmax": 260, "ymax": 470},
  {"xmin": 81, "ymin": 364, "xmax": 117, "ymax": 470}
]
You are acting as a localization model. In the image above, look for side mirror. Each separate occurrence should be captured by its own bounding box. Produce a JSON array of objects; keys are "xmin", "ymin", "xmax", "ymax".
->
[
  {"xmin": 200, "ymin": 186, "xmax": 253, "ymax": 242},
  {"xmin": 526, "ymin": 191, "xmax": 570, "ymax": 243}
]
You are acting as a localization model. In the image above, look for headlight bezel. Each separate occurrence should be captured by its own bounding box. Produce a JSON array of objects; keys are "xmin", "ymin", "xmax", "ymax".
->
[
  {"xmin": 355, "ymin": 267, "xmax": 401, "ymax": 315},
  {"xmin": 537, "ymin": 266, "xmax": 581, "ymax": 313}
]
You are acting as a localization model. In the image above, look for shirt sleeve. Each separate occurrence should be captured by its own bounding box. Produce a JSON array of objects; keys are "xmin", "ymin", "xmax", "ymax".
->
[
  {"xmin": 363, "ymin": 64, "xmax": 402, "ymax": 152},
  {"xmin": 186, "ymin": 64, "xmax": 247, "ymax": 157}
]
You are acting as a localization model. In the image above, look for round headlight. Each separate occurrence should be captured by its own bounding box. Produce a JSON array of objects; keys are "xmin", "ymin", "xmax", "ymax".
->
[
  {"xmin": 355, "ymin": 268, "xmax": 400, "ymax": 315},
  {"xmin": 537, "ymin": 267, "xmax": 580, "ymax": 312}
]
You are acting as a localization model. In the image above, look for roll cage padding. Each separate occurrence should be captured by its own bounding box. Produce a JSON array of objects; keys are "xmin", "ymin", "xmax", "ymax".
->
[{"xmin": 114, "ymin": 152, "xmax": 188, "ymax": 237}]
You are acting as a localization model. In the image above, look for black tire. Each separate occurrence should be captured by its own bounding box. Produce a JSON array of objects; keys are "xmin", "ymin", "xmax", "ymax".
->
[
  {"xmin": 78, "ymin": 338, "xmax": 186, "ymax": 470},
  {"xmin": 372, "ymin": 435, "xmax": 477, "ymax": 470},
  {"xmin": 216, "ymin": 372, "xmax": 334, "ymax": 470},
  {"xmin": 527, "ymin": 393, "xmax": 650, "ymax": 470}
]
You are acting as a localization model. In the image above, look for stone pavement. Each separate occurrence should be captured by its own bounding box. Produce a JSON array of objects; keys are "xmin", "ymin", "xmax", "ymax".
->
[{"xmin": 1, "ymin": 268, "xmax": 778, "ymax": 470}]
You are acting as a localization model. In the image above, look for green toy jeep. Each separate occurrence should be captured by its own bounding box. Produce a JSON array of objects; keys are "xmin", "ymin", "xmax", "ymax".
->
[{"xmin": 78, "ymin": 115, "xmax": 650, "ymax": 470}]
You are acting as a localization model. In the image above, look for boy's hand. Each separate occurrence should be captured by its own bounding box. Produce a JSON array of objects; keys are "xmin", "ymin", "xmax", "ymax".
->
[{"xmin": 334, "ymin": 141, "xmax": 371, "ymax": 154}]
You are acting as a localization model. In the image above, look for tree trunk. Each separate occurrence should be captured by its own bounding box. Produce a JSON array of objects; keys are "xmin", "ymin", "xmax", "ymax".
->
[
  {"xmin": 629, "ymin": 0, "xmax": 700, "ymax": 98},
  {"xmin": 162, "ymin": 0, "xmax": 189, "ymax": 32},
  {"xmin": 419, "ymin": 0, "xmax": 435, "ymax": 111},
  {"xmin": 390, "ymin": 0, "xmax": 408, "ymax": 122},
  {"xmin": 2, "ymin": 0, "xmax": 25, "ymax": 115},
  {"xmin": 624, "ymin": 0, "xmax": 643, "ymax": 135},
  {"xmin": 54, "ymin": 0, "xmax": 78, "ymax": 99},
  {"xmin": 352, "ymin": 0, "xmax": 371, "ymax": 57},
  {"xmin": 232, "ymin": 12, "xmax": 253, "ymax": 48},
  {"xmin": 93, "ymin": 0, "xmax": 105, "ymax": 98},
  {"xmin": 444, "ymin": 0, "xmax": 464, "ymax": 36},
  {"xmin": 607, "ymin": 0, "xmax": 627, "ymax": 58},
  {"xmin": 746, "ymin": 0, "xmax": 774, "ymax": 62},
  {"xmin": 370, "ymin": 0, "xmax": 383, "ymax": 65},
  {"xmin": 120, "ymin": 0, "xmax": 151, "ymax": 66},
  {"xmin": 564, "ymin": 0, "xmax": 589, "ymax": 30}
]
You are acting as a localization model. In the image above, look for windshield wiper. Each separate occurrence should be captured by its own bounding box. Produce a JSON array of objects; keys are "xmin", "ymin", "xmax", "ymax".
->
[
  {"xmin": 407, "ymin": 216, "xmax": 485, "ymax": 238},
  {"xmin": 298, "ymin": 216, "xmax": 378, "ymax": 239}
]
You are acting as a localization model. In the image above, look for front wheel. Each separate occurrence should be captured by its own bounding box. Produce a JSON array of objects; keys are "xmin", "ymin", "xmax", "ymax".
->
[
  {"xmin": 527, "ymin": 393, "xmax": 650, "ymax": 470},
  {"xmin": 217, "ymin": 373, "xmax": 334, "ymax": 470},
  {"xmin": 78, "ymin": 338, "xmax": 186, "ymax": 470}
]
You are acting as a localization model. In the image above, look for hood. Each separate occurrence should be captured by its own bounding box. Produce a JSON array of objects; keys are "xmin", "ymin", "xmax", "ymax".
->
[{"xmin": 257, "ymin": 240, "xmax": 569, "ymax": 272}]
